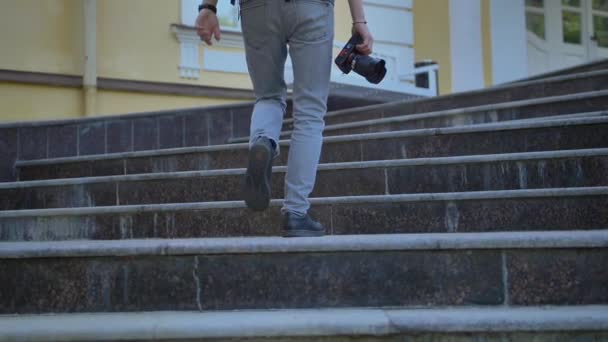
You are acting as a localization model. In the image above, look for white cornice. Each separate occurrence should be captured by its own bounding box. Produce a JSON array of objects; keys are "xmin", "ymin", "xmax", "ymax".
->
[{"xmin": 171, "ymin": 24, "xmax": 246, "ymax": 79}]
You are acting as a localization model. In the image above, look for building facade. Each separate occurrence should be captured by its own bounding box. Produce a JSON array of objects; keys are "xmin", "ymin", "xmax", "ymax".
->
[{"xmin": 0, "ymin": 0, "xmax": 606, "ymax": 123}]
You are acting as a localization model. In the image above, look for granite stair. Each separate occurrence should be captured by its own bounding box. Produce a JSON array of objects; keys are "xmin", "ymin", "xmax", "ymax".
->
[
  {"xmin": 1, "ymin": 66, "xmax": 607, "ymax": 341},
  {"xmin": 15, "ymin": 116, "xmax": 608, "ymax": 180},
  {"xmin": 277, "ymin": 89, "xmax": 608, "ymax": 139}
]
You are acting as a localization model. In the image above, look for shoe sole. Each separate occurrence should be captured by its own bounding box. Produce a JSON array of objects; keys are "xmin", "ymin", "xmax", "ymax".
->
[
  {"xmin": 283, "ymin": 229, "xmax": 325, "ymax": 238},
  {"xmin": 243, "ymin": 143, "xmax": 272, "ymax": 211}
]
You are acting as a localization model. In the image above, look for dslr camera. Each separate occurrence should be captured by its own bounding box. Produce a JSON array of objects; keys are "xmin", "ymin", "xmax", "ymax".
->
[{"xmin": 335, "ymin": 34, "xmax": 387, "ymax": 84}]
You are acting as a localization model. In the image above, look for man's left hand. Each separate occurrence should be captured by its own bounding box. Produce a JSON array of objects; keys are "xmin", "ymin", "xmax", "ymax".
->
[{"xmin": 195, "ymin": 8, "xmax": 221, "ymax": 45}]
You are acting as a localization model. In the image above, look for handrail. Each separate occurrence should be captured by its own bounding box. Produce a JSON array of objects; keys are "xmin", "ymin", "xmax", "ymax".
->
[
  {"xmin": 399, "ymin": 63, "xmax": 440, "ymax": 96},
  {"xmin": 399, "ymin": 64, "xmax": 440, "ymax": 78}
]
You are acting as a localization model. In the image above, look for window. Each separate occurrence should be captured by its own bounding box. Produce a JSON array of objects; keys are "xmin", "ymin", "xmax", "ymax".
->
[
  {"xmin": 562, "ymin": 0, "xmax": 580, "ymax": 7},
  {"xmin": 526, "ymin": 0, "xmax": 544, "ymax": 8},
  {"xmin": 526, "ymin": 0, "xmax": 546, "ymax": 39},
  {"xmin": 562, "ymin": 0, "xmax": 583, "ymax": 44},
  {"xmin": 593, "ymin": 0, "xmax": 608, "ymax": 47},
  {"xmin": 563, "ymin": 11, "xmax": 582, "ymax": 44},
  {"xmin": 593, "ymin": 0, "xmax": 608, "ymax": 11},
  {"xmin": 217, "ymin": 5, "xmax": 241, "ymax": 31},
  {"xmin": 594, "ymin": 15, "xmax": 608, "ymax": 47}
]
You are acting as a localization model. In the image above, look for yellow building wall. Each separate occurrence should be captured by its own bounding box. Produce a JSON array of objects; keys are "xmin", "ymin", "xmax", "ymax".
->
[
  {"xmin": 0, "ymin": 83, "xmax": 83, "ymax": 122},
  {"xmin": 0, "ymin": 82, "xmax": 247, "ymax": 123},
  {"xmin": 0, "ymin": 0, "xmax": 253, "ymax": 123},
  {"xmin": 0, "ymin": 0, "xmax": 262, "ymax": 90},
  {"xmin": 97, "ymin": 0, "xmax": 252, "ymax": 89},
  {"xmin": 412, "ymin": 0, "xmax": 453, "ymax": 94},
  {"xmin": 3, "ymin": 0, "xmax": 471, "ymax": 122},
  {"xmin": 96, "ymin": 90, "xmax": 248, "ymax": 117},
  {"xmin": 0, "ymin": 0, "xmax": 84, "ymax": 75},
  {"xmin": 481, "ymin": 0, "xmax": 494, "ymax": 87},
  {"xmin": 334, "ymin": 1, "xmax": 353, "ymax": 43}
]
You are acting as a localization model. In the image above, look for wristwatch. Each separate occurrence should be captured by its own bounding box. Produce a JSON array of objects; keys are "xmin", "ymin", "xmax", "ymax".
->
[{"xmin": 198, "ymin": 3, "xmax": 217, "ymax": 14}]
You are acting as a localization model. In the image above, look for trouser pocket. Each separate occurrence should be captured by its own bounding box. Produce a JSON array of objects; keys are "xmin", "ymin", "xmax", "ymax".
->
[
  {"xmin": 240, "ymin": 0, "xmax": 268, "ymax": 49},
  {"xmin": 293, "ymin": 0, "xmax": 334, "ymax": 44}
]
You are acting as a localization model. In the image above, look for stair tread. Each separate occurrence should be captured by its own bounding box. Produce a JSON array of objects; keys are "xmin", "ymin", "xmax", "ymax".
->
[
  {"xmin": 1, "ymin": 229, "xmax": 607, "ymax": 259},
  {"xmin": 0, "ymin": 186, "xmax": 606, "ymax": 218},
  {"xmin": 2, "ymin": 148, "xmax": 607, "ymax": 189},
  {"xmin": 230, "ymin": 110, "xmax": 607, "ymax": 144},
  {"xmin": 1, "ymin": 305, "xmax": 607, "ymax": 341},
  {"xmin": 316, "ymin": 68, "xmax": 608, "ymax": 124},
  {"xmin": 277, "ymin": 110, "xmax": 608, "ymax": 140},
  {"xmin": 290, "ymin": 106, "xmax": 608, "ymax": 141},
  {"xmin": 282, "ymin": 88, "xmax": 608, "ymax": 125},
  {"xmin": 14, "ymin": 115, "xmax": 608, "ymax": 167}
]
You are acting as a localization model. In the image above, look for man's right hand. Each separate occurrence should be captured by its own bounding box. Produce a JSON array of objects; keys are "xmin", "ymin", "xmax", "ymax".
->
[
  {"xmin": 195, "ymin": 8, "xmax": 221, "ymax": 46},
  {"xmin": 352, "ymin": 23, "xmax": 374, "ymax": 55}
]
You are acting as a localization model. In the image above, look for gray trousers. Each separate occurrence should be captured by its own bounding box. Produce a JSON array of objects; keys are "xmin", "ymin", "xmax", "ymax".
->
[{"xmin": 240, "ymin": 0, "xmax": 335, "ymax": 216}]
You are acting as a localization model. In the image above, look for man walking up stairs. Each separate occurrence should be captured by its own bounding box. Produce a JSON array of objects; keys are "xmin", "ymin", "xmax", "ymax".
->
[{"xmin": 196, "ymin": 0, "xmax": 375, "ymax": 237}]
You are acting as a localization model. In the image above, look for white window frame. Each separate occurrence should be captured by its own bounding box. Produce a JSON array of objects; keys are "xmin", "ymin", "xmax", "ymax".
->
[
  {"xmin": 173, "ymin": 0, "xmax": 246, "ymax": 79},
  {"xmin": 526, "ymin": 0, "xmax": 548, "ymax": 40}
]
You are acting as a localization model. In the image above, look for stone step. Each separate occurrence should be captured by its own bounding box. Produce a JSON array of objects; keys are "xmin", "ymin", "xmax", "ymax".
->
[
  {"xmin": 230, "ymin": 109, "xmax": 607, "ymax": 144},
  {"xmin": 274, "ymin": 86, "xmax": 608, "ymax": 137},
  {"xmin": 1, "ymin": 306, "xmax": 607, "ymax": 342},
  {"xmin": 0, "ymin": 230, "xmax": 606, "ymax": 313},
  {"xmin": 1, "ymin": 187, "xmax": 606, "ymax": 241},
  {"xmin": 519, "ymin": 58, "xmax": 608, "ymax": 81},
  {"xmin": 2, "ymin": 149, "xmax": 607, "ymax": 210},
  {"xmin": 269, "ymin": 90, "xmax": 608, "ymax": 140},
  {"xmin": 3, "ymin": 69, "xmax": 606, "ymax": 184},
  {"xmin": 15, "ymin": 116, "xmax": 608, "ymax": 181},
  {"xmin": 276, "ymin": 70, "xmax": 608, "ymax": 131}
]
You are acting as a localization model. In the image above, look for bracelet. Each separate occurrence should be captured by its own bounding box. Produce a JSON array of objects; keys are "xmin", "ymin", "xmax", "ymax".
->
[
  {"xmin": 353, "ymin": 21, "xmax": 367, "ymax": 25},
  {"xmin": 198, "ymin": 3, "xmax": 217, "ymax": 14}
]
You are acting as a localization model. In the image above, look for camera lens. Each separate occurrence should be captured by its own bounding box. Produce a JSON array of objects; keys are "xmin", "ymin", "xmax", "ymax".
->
[{"xmin": 352, "ymin": 55, "xmax": 387, "ymax": 84}]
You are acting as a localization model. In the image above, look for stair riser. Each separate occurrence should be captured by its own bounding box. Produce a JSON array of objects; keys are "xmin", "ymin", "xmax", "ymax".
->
[
  {"xmin": 4, "ymin": 156, "xmax": 608, "ymax": 210},
  {"xmin": 283, "ymin": 74, "xmax": 608, "ymax": 131},
  {"xmin": 1, "ymin": 196, "xmax": 606, "ymax": 241},
  {"xmin": 1, "ymin": 248, "xmax": 606, "ymax": 313},
  {"xmin": 319, "ymin": 96, "xmax": 608, "ymax": 137},
  {"xmin": 17, "ymin": 123, "xmax": 608, "ymax": 181}
]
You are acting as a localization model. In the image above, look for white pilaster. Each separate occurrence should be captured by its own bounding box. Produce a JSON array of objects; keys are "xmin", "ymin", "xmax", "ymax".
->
[
  {"xmin": 490, "ymin": 0, "xmax": 529, "ymax": 84},
  {"xmin": 172, "ymin": 26, "xmax": 202, "ymax": 79},
  {"xmin": 449, "ymin": 0, "xmax": 485, "ymax": 92}
]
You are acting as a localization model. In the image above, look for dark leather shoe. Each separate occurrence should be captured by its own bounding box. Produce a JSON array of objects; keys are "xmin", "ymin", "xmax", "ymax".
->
[
  {"xmin": 282, "ymin": 212, "xmax": 325, "ymax": 237},
  {"xmin": 243, "ymin": 137, "xmax": 275, "ymax": 211}
]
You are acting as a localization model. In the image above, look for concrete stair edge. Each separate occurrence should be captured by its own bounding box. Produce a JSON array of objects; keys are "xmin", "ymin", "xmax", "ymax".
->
[
  {"xmin": 0, "ymin": 186, "xmax": 606, "ymax": 219},
  {"xmin": 293, "ymin": 75, "xmax": 608, "ymax": 123},
  {"xmin": 228, "ymin": 110, "xmax": 608, "ymax": 145},
  {"xmin": 14, "ymin": 115, "xmax": 608, "ymax": 168},
  {"xmin": 300, "ymin": 97, "xmax": 608, "ymax": 136},
  {"xmin": 507, "ymin": 57, "xmax": 608, "ymax": 83},
  {"xmin": 281, "ymin": 88, "xmax": 608, "ymax": 126},
  {"xmin": 1, "ymin": 229, "xmax": 607, "ymax": 259},
  {"xmin": 288, "ymin": 108, "xmax": 608, "ymax": 138},
  {"xmin": 1, "ymin": 306, "xmax": 607, "ymax": 341},
  {"xmin": 2, "ymin": 148, "xmax": 607, "ymax": 189}
]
